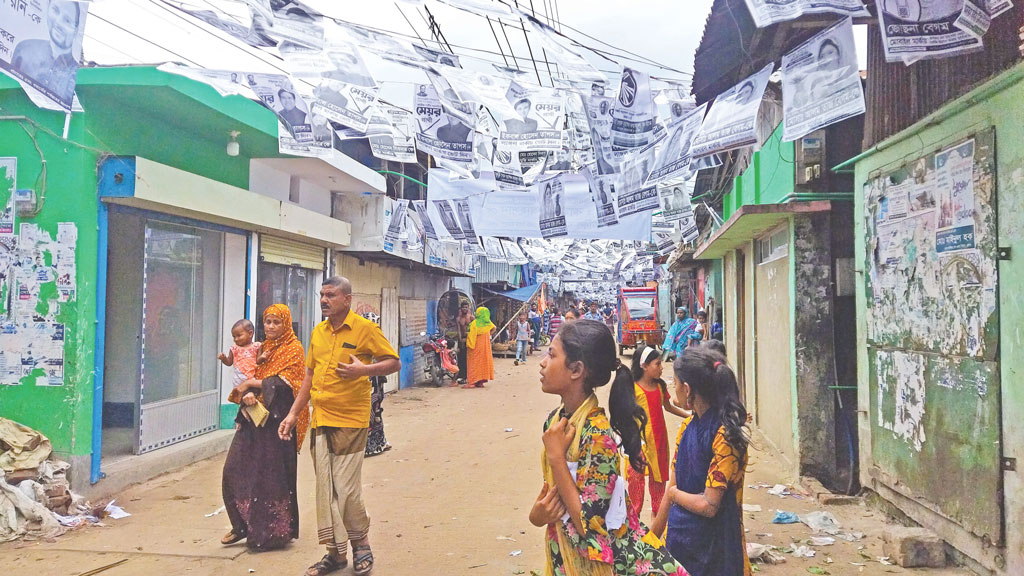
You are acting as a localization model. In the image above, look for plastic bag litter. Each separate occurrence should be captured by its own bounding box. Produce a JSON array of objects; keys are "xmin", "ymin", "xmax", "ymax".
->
[
  {"xmin": 746, "ymin": 543, "xmax": 786, "ymax": 564},
  {"xmin": 791, "ymin": 545, "xmax": 816, "ymax": 558},
  {"xmin": 810, "ymin": 536, "xmax": 836, "ymax": 546},
  {"xmin": 772, "ymin": 511, "xmax": 800, "ymax": 524},
  {"xmin": 742, "ymin": 504, "xmax": 762, "ymax": 512},
  {"xmin": 800, "ymin": 511, "xmax": 840, "ymax": 534},
  {"xmin": 766, "ymin": 484, "xmax": 791, "ymax": 497}
]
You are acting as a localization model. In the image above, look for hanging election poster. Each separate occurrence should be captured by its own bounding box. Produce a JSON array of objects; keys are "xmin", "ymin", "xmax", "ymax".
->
[
  {"xmin": 690, "ymin": 63, "xmax": 773, "ymax": 158},
  {"xmin": 412, "ymin": 200, "xmax": 438, "ymax": 240},
  {"xmin": 306, "ymin": 40, "xmax": 379, "ymax": 132},
  {"xmin": 453, "ymin": 198, "xmax": 483, "ymax": 254},
  {"xmin": 501, "ymin": 239, "xmax": 529, "ymax": 265},
  {"xmin": 471, "ymin": 186, "xmax": 542, "ymax": 238},
  {"xmin": 877, "ymin": 0, "xmax": 983, "ymax": 62},
  {"xmin": 565, "ymin": 173, "xmax": 650, "ymax": 241},
  {"xmin": 493, "ymin": 140, "xmax": 527, "ymax": 191},
  {"xmin": 270, "ymin": 0, "xmax": 324, "ymax": 49},
  {"xmin": 781, "ymin": 18, "xmax": 865, "ymax": 142},
  {"xmin": 537, "ymin": 176, "xmax": 568, "ymax": 239},
  {"xmin": 659, "ymin": 184, "xmax": 693, "ymax": 222},
  {"xmin": 647, "ymin": 103, "xmax": 708, "ymax": 184},
  {"xmin": 588, "ymin": 173, "xmax": 619, "ymax": 228},
  {"xmin": 430, "ymin": 199, "xmax": 465, "ymax": 241},
  {"xmin": 527, "ymin": 16, "xmax": 607, "ymax": 85},
  {"xmin": 160, "ymin": 0, "xmax": 277, "ymax": 47},
  {"xmin": 679, "ymin": 202, "xmax": 699, "ymax": 243},
  {"xmin": 743, "ymin": 0, "xmax": 869, "ymax": 28},
  {"xmin": 1, "ymin": 0, "xmax": 88, "ymax": 111},
  {"xmin": 415, "ymin": 44, "xmax": 462, "ymax": 68},
  {"xmin": 414, "ymin": 83, "xmax": 476, "ymax": 163},
  {"xmin": 499, "ymin": 83, "xmax": 565, "ymax": 152},
  {"xmin": 610, "ymin": 67, "xmax": 657, "ymax": 161},
  {"xmin": 384, "ymin": 199, "xmax": 408, "ymax": 245},
  {"xmin": 482, "ymin": 237, "xmax": 507, "ymax": 262},
  {"xmin": 338, "ymin": 23, "xmax": 425, "ymax": 68},
  {"xmin": 368, "ymin": 105, "xmax": 418, "ymax": 163},
  {"xmin": 618, "ymin": 145, "xmax": 657, "ymax": 197},
  {"xmin": 435, "ymin": 66, "xmax": 515, "ymax": 117}
]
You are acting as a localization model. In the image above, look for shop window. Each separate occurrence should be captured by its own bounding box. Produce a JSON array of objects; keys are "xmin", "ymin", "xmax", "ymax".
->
[{"xmin": 757, "ymin": 227, "xmax": 789, "ymax": 264}]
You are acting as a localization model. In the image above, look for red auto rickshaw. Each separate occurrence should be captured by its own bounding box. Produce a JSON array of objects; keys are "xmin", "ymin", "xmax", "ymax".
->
[{"xmin": 617, "ymin": 286, "xmax": 664, "ymax": 356}]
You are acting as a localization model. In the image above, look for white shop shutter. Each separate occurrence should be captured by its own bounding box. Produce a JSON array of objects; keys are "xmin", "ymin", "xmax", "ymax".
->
[{"xmin": 260, "ymin": 235, "xmax": 325, "ymax": 270}]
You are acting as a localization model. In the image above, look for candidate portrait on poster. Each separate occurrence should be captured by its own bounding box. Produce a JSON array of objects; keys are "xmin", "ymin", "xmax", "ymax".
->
[
  {"xmin": 2, "ymin": 0, "xmax": 88, "ymax": 110},
  {"xmin": 504, "ymin": 97, "xmax": 539, "ymax": 134}
]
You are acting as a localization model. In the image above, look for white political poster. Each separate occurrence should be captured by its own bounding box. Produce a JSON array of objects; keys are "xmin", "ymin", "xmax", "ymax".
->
[
  {"xmin": 453, "ymin": 198, "xmax": 483, "ymax": 254},
  {"xmin": 161, "ymin": 0, "xmax": 277, "ymax": 47},
  {"xmin": 877, "ymin": 0, "xmax": 983, "ymax": 62},
  {"xmin": 0, "ymin": 0, "xmax": 88, "ymax": 111},
  {"xmin": 610, "ymin": 68, "xmax": 657, "ymax": 160},
  {"xmin": 782, "ymin": 18, "xmax": 865, "ymax": 142},
  {"xmin": 412, "ymin": 200, "xmax": 438, "ymax": 240},
  {"xmin": 527, "ymin": 16, "xmax": 606, "ymax": 85},
  {"xmin": 306, "ymin": 39, "xmax": 379, "ymax": 132},
  {"xmin": 659, "ymin": 184, "xmax": 693, "ymax": 222},
  {"xmin": 690, "ymin": 63, "xmax": 773, "ymax": 158},
  {"xmin": 584, "ymin": 165, "xmax": 619, "ymax": 228},
  {"xmin": 501, "ymin": 239, "xmax": 529, "ymax": 265},
  {"xmin": 470, "ymin": 186, "xmax": 542, "ymax": 238},
  {"xmin": 482, "ymin": 237, "xmax": 507, "ymax": 262},
  {"xmin": 499, "ymin": 84, "xmax": 565, "ymax": 152},
  {"xmin": 680, "ymin": 202, "xmax": 699, "ymax": 242},
  {"xmin": 492, "ymin": 140, "xmax": 527, "ymax": 191},
  {"xmin": 270, "ymin": 0, "xmax": 324, "ymax": 49},
  {"xmin": 647, "ymin": 103, "xmax": 708, "ymax": 184},
  {"xmin": 537, "ymin": 176, "xmax": 568, "ymax": 239},
  {"xmin": 368, "ymin": 105, "xmax": 417, "ymax": 163},
  {"xmin": 743, "ymin": 0, "xmax": 869, "ymax": 28},
  {"xmin": 414, "ymin": 83, "xmax": 476, "ymax": 163}
]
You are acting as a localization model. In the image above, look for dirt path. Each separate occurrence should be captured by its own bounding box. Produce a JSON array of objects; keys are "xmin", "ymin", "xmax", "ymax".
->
[{"xmin": 0, "ymin": 356, "xmax": 972, "ymax": 575}]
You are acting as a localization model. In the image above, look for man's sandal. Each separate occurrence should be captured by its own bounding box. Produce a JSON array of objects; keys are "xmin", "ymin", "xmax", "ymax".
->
[
  {"xmin": 305, "ymin": 554, "xmax": 346, "ymax": 576},
  {"xmin": 353, "ymin": 544, "xmax": 374, "ymax": 576},
  {"xmin": 220, "ymin": 530, "xmax": 245, "ymax": 545}
]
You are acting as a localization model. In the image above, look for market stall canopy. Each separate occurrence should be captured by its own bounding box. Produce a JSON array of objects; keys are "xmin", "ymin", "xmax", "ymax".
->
[{"xmin": 481, "ymin": 283, "xmax": 541, "ymax": 302}]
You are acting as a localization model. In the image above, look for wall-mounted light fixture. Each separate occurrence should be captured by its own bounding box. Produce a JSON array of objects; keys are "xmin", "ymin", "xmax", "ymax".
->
[{"xmin": 226, "ymin": 130, "xmax": 240, "ymax": 157}]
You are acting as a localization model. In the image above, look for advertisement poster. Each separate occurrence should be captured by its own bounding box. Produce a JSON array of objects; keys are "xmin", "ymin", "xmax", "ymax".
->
[{"xmin": 935, "ymin": 138, "xmax": 976, "ymax": 253}]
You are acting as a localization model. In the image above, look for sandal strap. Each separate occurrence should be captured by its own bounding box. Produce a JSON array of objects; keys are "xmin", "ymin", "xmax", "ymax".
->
[
  {"xmin": 352, "ymin": 546, "xmax": 374, "ymax": 574},
  {"xmin": 306, "ymin": 554, "xmax": 345, "ymax": 576}
]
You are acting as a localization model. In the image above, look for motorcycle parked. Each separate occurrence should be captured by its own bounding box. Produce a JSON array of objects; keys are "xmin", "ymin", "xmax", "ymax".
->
[{"xmin": 421, "ymin": 332, "xmax": 459, "ymax": 386}]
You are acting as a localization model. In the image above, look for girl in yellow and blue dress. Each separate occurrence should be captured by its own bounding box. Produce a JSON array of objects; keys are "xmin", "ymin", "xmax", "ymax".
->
[{"xmin": 529, "ymin": 319, "xmax": 688, "ymax": 576}]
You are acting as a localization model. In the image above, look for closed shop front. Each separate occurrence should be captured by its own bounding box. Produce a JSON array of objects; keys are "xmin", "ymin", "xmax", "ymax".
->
[{"xmin": 255, "ymin": 235, "xmax": 326, "ymax": 347}]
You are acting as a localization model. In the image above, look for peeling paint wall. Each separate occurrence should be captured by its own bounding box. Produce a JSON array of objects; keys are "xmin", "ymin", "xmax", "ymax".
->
[
  {"xmin": 852, "ymin": 63, "xmax": 1024, "ymax": 572},
  {"xmin": 792, "ymin": 212, "xmax": 838, "ymax": 487}
]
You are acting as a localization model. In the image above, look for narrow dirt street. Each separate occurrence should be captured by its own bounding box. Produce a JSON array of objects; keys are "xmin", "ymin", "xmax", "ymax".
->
[{"xmin": 1, "ymin": 356, "xmax": 971, "ymax": 576}]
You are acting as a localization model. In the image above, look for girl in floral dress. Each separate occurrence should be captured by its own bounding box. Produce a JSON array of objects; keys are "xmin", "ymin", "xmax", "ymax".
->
[{"xmin": 529, "ymin": 319, "xmax": 688, "ymax": 576}]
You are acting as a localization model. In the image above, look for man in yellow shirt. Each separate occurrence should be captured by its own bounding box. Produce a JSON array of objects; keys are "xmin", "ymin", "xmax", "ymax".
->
[{"xmin": 280, "ymin": 276, "xmax": 400, "ymax": 576}]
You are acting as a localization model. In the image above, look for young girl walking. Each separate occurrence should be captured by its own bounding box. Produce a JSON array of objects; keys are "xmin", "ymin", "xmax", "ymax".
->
[
  {"xmin": 628, "ymin": 344, "xmax": 691, "ymax": 520},
  {"xmin": 529, "ymin": 319, "xmax": 688, "ymax": 576}
]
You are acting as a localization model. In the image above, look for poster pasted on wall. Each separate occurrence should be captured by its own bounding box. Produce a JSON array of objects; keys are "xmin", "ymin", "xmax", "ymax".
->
[{"xmin": 0, "ymin": 158, "xmax": 77, "ymax": 386}]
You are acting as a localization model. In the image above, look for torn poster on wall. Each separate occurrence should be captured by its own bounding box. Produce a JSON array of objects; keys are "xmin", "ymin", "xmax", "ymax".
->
[
  {"xmin": 0, "ymin": 160, "xmax": 77, "ymax": 386},
  {"xmin": 876, "ymin": 350, "xmax": 927, "ymax": 451}
]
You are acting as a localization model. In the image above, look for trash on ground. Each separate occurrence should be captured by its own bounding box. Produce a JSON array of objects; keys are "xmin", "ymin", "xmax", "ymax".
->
[
  {"xmin": 747, "ymin": 542, "xmax": 787, "ymax": 564},
  {"xmin": 742, "ymin": 504, "xmax": 762, "ymax": 512},
  {"xmin": 810, "ymin": 536, "xmax": 836, "ymax": 546},
  {"xmin": 791, "ymin": 545, "xmax": 816, "ymax": 558},
  {"xmin": 800, "ymin": 511, "xmax": 841, "ymax": 534},
  {"xmin": 104, "ymin": 500, "xmax": 131, "ymax": 520},
  {"xmin": 504, "ymin": 428, "xmax": 514, "ymax": 432},
  {"xmin": 509, "ymin": 549, "xmax": 522, "ymax": 557},
  {"xmin": 877, "ymin": 556, "xmax": 892, "ymax": 565},
  {"xmin": 772, "ymin": 510, "xmax": 800, "ymax": 524},
  {"xmin": 496, "ymin": 535, "xmax": 516, "ymax": 541},
  {"xmin": 205, "ymin": 506, "xmax": 226, "ymax": 517},
  {"xmin": 767, "ymin": 484, "xmax": 791, "ymax": 497}
]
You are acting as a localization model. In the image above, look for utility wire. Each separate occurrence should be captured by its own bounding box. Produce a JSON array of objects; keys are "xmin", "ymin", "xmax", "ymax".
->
[{"xmin": 88, "ymin": 12, "xmax": 204, "ymax": 67}]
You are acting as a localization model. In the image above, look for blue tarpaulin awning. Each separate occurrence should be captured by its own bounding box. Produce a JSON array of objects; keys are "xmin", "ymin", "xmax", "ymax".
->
[{"xmin": 481, "ymin": 283, "xmax": 541, "ymax": 302}]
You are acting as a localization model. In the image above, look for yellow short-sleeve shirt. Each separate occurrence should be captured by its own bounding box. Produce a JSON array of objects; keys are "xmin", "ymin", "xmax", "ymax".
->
[{"xmin": 306, "ymin": 310, "xmax": 399, "ymax": 429}]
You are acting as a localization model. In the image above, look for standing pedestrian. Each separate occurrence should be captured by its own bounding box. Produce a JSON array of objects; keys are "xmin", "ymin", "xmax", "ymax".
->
[
  {"xmin": 221, "ymin": 305, "xmax": 307, "ymax": 550},
  {"xmin": 514, "ymin": 311, "xmax": 531, "ymax": 366},
  {"xmin": 465, "ymin": 306, "xmax": 495, "ymax": 388},
  {"xmin": 528, "ymin": 302, "xmax": 542, "ymax": 352},
  {"xmin": 530, "ymin": 320, "xmax": 687, "ymax": 576},
  {"xmin": 603, "ymin": 302, "xmax": 618, "ymax": 335},
  {"xmin": 457, "ymin": 301, "xmax": 473, "ymax": 385},
  {"xmin": 364, "ymin": 375, "xmax": 391, "ymax": 457},
  {"xmin": 664, "ymin": 307, "xmax": 701, "ymax": 360},
  {"xmin": 279, "ymin": 277, "xmax": 401, "ymax": 576},
  {"xmin": 651, "ymin": 348, "xmax": 751, "ymax": 576},
  {"xmin": 627, "ymin": 344, "xmax": 691, "ymax": 521},
  {"xmin": 583, "ymin": 300, "xmax": 603, "ymax": 321},
  {"xmin": 547, "ymin": 307, "xmax": 563, "ymax": 338}
]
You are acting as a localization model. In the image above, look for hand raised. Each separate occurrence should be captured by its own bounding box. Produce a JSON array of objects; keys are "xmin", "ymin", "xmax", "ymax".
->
[
  {"xmin": 336, "ymin": 356, "xmax": 367, "ymax": 379},
  {"xmin": 542, "ymin": 417, "xmax": 575, "ymax": 462}
]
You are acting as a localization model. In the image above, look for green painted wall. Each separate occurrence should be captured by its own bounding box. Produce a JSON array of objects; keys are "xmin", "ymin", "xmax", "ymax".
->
[
  {"xmin": 0, "ymin": 79, "xmax": 98, "ymax": 458},
  {"xmin": 721, "ymin": 123, "xmax": 796, "ymax": 220},
  {"xmin": 0, "ymin": 66, "xmax": 285, "ymax": 464},
  {"xmin": 852, "ymin": 63, "xmax": 1024, "ymax": 573}
]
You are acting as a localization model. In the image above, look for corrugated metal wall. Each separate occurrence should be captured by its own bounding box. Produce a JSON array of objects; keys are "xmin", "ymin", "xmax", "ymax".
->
[
  {"xmin": 864, "ymin": 6, "xmax": 1023, "ymax": 148},
  {"xmin": 474, "ymin": 261, "xmax": 518, "ymax": 285}
]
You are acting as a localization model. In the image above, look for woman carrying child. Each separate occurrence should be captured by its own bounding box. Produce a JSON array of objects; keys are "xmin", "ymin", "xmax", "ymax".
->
[
  {"xmin": 530, "ymin": 319, "xmax": 688, "ymax": 576},
  {"xmin": 221, "ymin": 304, "xmax": 310, "ymax": 550},
  {"xmin": 628, "ymin": 344, "xmax": 691, "ymax": 520},
  {"xmin": 651, "ymin": 347, "xmax": 751, "ymax": 576}
]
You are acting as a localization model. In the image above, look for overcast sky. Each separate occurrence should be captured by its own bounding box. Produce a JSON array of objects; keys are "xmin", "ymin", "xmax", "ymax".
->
[{"xmin": 82, "ymin": 0, "xmax": 713, "ymax": 105}]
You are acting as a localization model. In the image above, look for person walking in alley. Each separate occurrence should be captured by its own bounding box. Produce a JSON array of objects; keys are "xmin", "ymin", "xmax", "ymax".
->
[
  {"xmin": 221, "ymin": 305, "xmax": 308, "ymax": 550},
  {"xmin": 651, "ymin": 348, "xmax": 751, "ymax": 576},
  {"xmin": 583, "ymin": 300, "xmax": 604, "ymax": 322},
  {"xmin": 628, "ymin": 345, "xmax": 691, "ymax": 520},
  {"xmin": 530, "ymin": 320, "xmax": 688, "ymax": 575},
  {"xmin": 514, "ymin": 311, "xmax": 531, "ymax": 365},
  {"xmin": 279, "ymin": 277, "xmax": 401, "ymax": 576},
  {"xmin": 529, "ymin": 302, "xmax": 542, "ymax": 353},
  {"xmin": 548, "ymin": 306, "xmax": 564, "ymax": 338},
  {"xmin": 664, "ymin": 307, "xmax": 701, "ymax": 360},
  {"xmin": 464, "ymin": 306, "xmax": 495, "ymax": 388}
]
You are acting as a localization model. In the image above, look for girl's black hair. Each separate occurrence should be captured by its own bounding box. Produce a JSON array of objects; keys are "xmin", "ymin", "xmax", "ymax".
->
[
  {"xmin": 702, "ymin": 338, "xmax": 726, "ymax": 356},
  {"xmin": 674, "ymin": 347, "xmax": 749, "ymax": 456},
  {"xmin": 558, "ymin": 319, "xmax": 648, "ymax": 473},
  {"xmin": 630, "ymin": 343, "xmax": 660, "ymax": 382}
]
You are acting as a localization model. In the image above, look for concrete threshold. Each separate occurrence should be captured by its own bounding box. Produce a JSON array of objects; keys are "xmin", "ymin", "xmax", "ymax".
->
[{"xmin": 83, "ymin": 430, "xmax": 234, "ymax": 502}]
